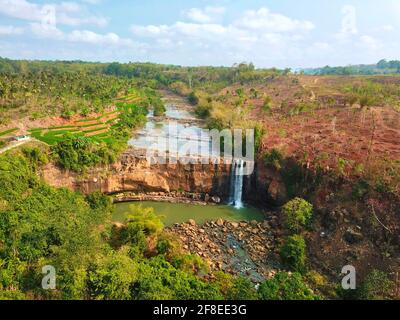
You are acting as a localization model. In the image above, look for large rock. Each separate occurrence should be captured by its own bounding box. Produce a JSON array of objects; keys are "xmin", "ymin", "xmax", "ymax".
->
[
  {"xmin": 344, "ymin": 228, "xmax": 363, "ymax": 244},
  {"xmin": 267, "ymin": 179, "xmax": 288, "ymax": 205}
]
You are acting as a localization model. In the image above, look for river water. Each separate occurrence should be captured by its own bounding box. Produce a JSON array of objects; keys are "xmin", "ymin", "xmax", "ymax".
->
[
  {"xmin": 113, "ymin": 201, "xmax": 264, "ymax": 226},
  {"xmin": 113, "ymin": 92, "xmax": 262, "ymax": 225}
]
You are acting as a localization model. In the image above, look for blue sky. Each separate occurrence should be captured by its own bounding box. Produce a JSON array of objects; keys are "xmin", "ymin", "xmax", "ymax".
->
[{"xmin": 0, "ymin": 0, "xmax": 399, "ymax": 68}]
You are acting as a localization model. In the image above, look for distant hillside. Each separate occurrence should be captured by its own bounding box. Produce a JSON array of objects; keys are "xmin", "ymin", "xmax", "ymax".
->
[{"xmin": 303, "ymin": 59, "xmax": 400, "ymax": 75}]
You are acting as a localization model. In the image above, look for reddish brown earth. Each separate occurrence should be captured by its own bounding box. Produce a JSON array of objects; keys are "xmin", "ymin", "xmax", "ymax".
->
[{"xmin": 221, "ymin": 75, "xmax": 400, "ymax": 180}]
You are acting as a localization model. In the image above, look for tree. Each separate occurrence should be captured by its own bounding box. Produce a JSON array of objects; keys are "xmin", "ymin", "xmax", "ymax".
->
[
  {"xmin": 282, "ymin": 198, "xmax": 313, "ymax": 233},
  {"xmin": 124, "ymin": 205, "xmax": 164, "ymax": 237},
  {"xmin": 280, "ymin": 235, "xmax": 307, "ymax": 273},
  {"xmin": 188, "ymin": 91, "xmax": 199, "ymax": 105},
  {"xmin": 259, "ymin": 272, "xmax": 318, "ymax": 300},
  {"xmin": 226, "ymin": 277, "xmax": 258, "ymax": 300},
  {"xmin": 87, "ymin": 249, "xmax": 138, "ymax": 300}
]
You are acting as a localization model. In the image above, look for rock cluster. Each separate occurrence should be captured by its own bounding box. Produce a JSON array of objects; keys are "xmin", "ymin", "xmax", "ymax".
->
[
  {"xmin": 167, "ymin": 218, "xmax": 280, "ymax": 279},
  {"xmin": 113, "ymin": 191, "xmax": 221, "ymax": 205}
]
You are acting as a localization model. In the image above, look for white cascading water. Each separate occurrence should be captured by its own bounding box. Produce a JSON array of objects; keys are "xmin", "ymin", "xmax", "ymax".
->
[{"xmin": 229, "ymin": 159, "xmax": 244, "ymax": 209}]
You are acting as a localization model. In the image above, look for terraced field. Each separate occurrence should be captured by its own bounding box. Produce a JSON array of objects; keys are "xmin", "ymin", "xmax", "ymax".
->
[
  {"xmin": 29, "ymin": 90, "xmax": 146, "ymax": 145},
  {"xmin": 0, "ymin": 128, "xmax": 18, "ymax": 137}
]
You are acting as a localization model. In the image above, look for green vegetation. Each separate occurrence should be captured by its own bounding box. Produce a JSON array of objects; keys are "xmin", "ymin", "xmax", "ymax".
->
[
  {"xmin": 280, "ymin": 235, "xmax": 307, "ymax": 273},
  {"xmin": 188, "ymin": 91, "xmax": 200, "ymax": 105},
  {"xmin": 303, "ymin": 59, "xmax": 400, "ymax": 75},
  {"xmin": 262, "ymin": 96, "xmax": 272, "ymax": 113},
  {"xmin": 337, "ymin": 269, "xmax": 395, "ymax": 300},
  {"xmin": 0, "ymin": 150, "xmax": 329, "ymax": 300},
  {"xmin": 263, "ymin": 148, "xmax": 283, "ymax": 170},
  {"xmin": 0, "ymin": 128, "xmax": 17, "ymax": 137},
  {"xmin": 259, "ymin": 272, "xmax": 318, "ymax": 300},
  {"xmin": 282, "ymin": 198, "xmax": 313, "ymax": 233},
  {"xmin": 0, "ymin": 152, "xmax": 222, "ymax": 299},
  {"xmin": 51, "ymin": 101, "xmax": 146, "ymax": 172},
  {"xmin": 359, "ymin": 270, "xmax": 395, "ymax": 300}
]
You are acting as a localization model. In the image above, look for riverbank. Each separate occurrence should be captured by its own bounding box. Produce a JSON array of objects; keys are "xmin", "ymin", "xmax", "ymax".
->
[
  {"xmin": 167, "ymin": 217, "xmax": 282, "ymax": 282},
  {"xmin": 113, "ymin": 191, "xmax": 221, "ymax": 205}
]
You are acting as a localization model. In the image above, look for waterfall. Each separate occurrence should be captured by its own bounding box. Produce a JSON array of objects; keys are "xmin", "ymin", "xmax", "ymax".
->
[{"xmin": 229, "ymin": 159, "xmax": 244, "ymax": 209}]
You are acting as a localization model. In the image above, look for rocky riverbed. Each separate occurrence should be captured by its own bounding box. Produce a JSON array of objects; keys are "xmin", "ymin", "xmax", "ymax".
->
[{"xmin": 167, "ymin": 217, "xmax": 282, "ymax": 282}]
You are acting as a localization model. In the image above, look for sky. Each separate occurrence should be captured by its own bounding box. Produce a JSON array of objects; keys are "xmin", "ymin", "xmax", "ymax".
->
[{"xmin": 0, "ymin": 0, "xmax": 399, "ymax": 68}]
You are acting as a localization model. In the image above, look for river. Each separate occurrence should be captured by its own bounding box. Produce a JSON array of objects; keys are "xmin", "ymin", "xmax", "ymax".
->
[{"xmin": 113, "ymin": 92, "xmax": 263, "ymax": 225}]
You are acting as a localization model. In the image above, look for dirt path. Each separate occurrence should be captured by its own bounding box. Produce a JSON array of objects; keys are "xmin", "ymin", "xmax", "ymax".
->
[{"xmin": 0, "ymin": 138, "xmax": 32, "ymax": 154}]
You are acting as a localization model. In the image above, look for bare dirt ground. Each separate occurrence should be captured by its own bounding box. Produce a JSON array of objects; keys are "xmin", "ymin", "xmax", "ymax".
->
[{"xmin": 222, "ymin": 75, "xmax": 400, "ymax": 169}]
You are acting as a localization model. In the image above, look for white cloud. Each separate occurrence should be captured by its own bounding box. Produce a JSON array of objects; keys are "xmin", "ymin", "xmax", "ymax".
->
[
  {"xmin": 67, "ymin": 30, "xmax": 133, "ymax": 46},
  {"xmin": 359, "ymin": 35, "xmax": 380, "ymax": 49},
  {"xmin": 82, "ymin": 0, "xmax": 102, "ymax": 4},
  {"xmin": 30, "ymin": 22, "xmax": 64, "ymax": 40},
  {"xmin": 0, "ymin": 25, "xmax": 24, "ymax": 35},
  {"xmin": 0, "ymin": 0, "xmax": 108, "ymax": 27},
  {"xmin": 30, "ymin": 22, "xmax": 133, "ymax": 47},
  {"xmin": 183, "ymin": 6, "xmax": 226, "ymax": 23},
  {"xmin": 130, "ymin": 7, "xmax": 317, "ymax": 67},
  {"xmin": 381, "ymin": 25, "xmax": 394, "ymax": 32},
  {"xmin": 234, "ymin": 7, "xmax": 314, "ymax": 33},
  {"xmin": 185, "ymin": 8, "xmax": 212, "ymax": 23}
]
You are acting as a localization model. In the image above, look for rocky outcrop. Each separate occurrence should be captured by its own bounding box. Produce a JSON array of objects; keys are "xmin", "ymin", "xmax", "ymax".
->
[
  {"xmin": 42, "ymin": 148, "xmax": 233, "ymax": 198},
  {"xmin": 167, "ymin": 218, "xmax": 280, "ymax": 282},
  {"xmin": 243, "ymin": 160, "xmax": 288, "ymax": 207},
  {"xmin": 113, "ymin": 191, "xmax": 221, "ymax": 205}
]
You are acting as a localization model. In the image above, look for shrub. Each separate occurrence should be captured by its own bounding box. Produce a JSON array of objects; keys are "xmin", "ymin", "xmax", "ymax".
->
[
  {"xmin": 156, "ymin": 233, "xmax": 181, "ymax": 258},
  {"xmin": 282, "ymin": 198, "xmax": 313, "ymax": 233},
  {"xmin": 262, "ymin": 96, "xmax": 272, "ymax": 113},
  {"xmin": 195, "ymin": 103, "xmax": 212, "ymax": 118},
  {"xmin": 359, "ymin": 270, "xmax": 394, "ymax": 300},
  {"xmin": 188, "ymin": 91, "xmax": 199, "ymax": 105},
  {"xmin": 359, "ymin": 95, "xmax": 375, "ymax": 108},
  {"xmin": 87, "ymin": 249, "xmax": 138, "ymax": 300},
  {"xmin": 280, "ymin": 235, "xmax": 306, "ymax": 273},
  {"xmin": 85, "ymin": 191, "xmax": 112, "ymax": 211},
  {"xmin": 61, "ymin": 109, "xmax": 74, "ymax": 119},
  {"xmin": 80, "ymin": 106, "xmax": 90, "ymax": 117},
  {"xmin": 264, "ymin": 148, "xmax": 283, "ymax": 170},
  {"xmin": 253, "ymin": 123, "xmax": 265, "ymax": 153},
  {"xmin": 125, "ymin": 204, "xmax": 164, "ymax": 236},
  {"xmin": 171, "ymin": 253, "xmax": 209, "ymax": 275},
  {"xmin": 346, "ymin": 94, "xmax": 358, "ymax": 107},
  {"xmin": 226, "ymin": 277, "xmax": 258, "ymax": 300},
  {"xmin": 259, "ymin": 272, "xmax": 318, "ymax": 300},
  {"xmin": 22, "ymin": 146, "xmax": 49, "ymax": 168}
]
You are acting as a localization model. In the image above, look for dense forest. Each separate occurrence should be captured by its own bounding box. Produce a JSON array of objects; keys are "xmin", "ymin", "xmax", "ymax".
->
[
  {"xmin": 303, "ymin": 59, "xmax": 400, "ymax": 75},
  {"xmin": 0, "ymin": 146, "xmax": 325, "ymax": 300}
]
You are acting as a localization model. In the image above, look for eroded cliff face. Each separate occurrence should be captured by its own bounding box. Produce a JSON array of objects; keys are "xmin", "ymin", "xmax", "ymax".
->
[{"xmin": 41, "ymin": 149, "xmax": 234, "ymax": 198}]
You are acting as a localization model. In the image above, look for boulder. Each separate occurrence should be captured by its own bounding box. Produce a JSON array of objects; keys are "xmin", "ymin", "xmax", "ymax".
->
[
  {"xmin": 344, "ymin": 228, "xmax": 363, "ymax": 244},
  {"xmin": 211, "ymin": 196, "xmax": 221, "ymax": 204},
  {"xmin": 230, "ymin": 222, "xmax": 239, "ymax": 229},
  {"xmin": 267, "ymin": 179, "xmax": 288, "ymax": 206}
]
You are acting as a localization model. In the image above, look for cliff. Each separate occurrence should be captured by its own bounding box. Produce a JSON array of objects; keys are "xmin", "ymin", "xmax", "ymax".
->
[{"xmin": 41, "ymin": 149, "xmax": 234, "ymax": 198}]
